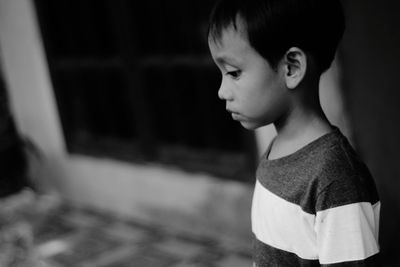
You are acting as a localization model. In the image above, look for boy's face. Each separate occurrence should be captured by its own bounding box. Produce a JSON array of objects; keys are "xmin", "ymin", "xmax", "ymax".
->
[{"xmin": 208, "ymin": 22, "xmax": 289, "ymax": 130}]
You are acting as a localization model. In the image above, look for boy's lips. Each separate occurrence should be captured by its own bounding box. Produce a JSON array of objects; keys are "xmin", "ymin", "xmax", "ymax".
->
[
  {"xmin": 227, "ymin": 109, "xmax": 241, "ymax": 120},
  {"xmin": 231, "ymin": 113, "xmax": 240, "ymax": 120}
]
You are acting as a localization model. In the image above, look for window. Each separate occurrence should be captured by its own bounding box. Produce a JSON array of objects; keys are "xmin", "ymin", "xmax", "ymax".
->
[{"xmin": 34, "ymin": 0, "xmax": 257, "ymax": 181}]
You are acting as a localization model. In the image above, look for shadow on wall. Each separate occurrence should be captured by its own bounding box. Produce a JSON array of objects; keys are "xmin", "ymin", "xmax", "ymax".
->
[{"xmin": 340, "ymin": 0, "xmax": 400, "ymax": 265}]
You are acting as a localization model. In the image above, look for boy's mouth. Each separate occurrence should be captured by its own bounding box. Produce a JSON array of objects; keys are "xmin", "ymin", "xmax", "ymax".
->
[
  {"xmin": 230, "ymin": 112, "xmax": 242, "ymax": 121},
  {"xmin": 226, "ymin": 108, "xmax": 240, "ymax": 119}
]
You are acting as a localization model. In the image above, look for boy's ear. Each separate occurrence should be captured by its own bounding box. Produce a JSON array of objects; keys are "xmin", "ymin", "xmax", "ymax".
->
[{"xmin": 283, "ymin": 47, "xmax": 307, "ymax": 89}]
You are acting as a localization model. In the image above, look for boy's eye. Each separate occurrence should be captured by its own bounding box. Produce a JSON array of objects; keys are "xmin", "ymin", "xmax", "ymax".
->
[{"xmin": 226, "ymin": 70, "xmax": 241, "ymax": 79}]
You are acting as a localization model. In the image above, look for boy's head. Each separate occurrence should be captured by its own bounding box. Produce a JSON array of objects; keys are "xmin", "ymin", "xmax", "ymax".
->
[
  {"xmin": 208, "ymin": 0, "xmax": 345, "ymax": 75},
  {"xmin": 207, "ymin": 0, "xmax": 345, "ymax": 130}
]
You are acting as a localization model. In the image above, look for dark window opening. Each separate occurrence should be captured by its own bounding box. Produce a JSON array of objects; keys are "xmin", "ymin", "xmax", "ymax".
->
[{"xmin": 34, "ymin": 0, "xmax": 257, "ymax": 181}]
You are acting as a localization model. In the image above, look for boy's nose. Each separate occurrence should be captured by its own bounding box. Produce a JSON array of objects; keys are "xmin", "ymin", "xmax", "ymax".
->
[{"xmin": 218, "ymin": 81, "xmax": 233, "ymax": 101}]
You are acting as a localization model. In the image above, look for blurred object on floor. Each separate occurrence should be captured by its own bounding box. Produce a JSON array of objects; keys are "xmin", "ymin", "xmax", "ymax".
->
[
  {"xmin": 0, "ymin": 189, "xmax": 57, "ymax": 267},
  {"xmin": 0, "ymin": 189, "xmax": 252, "ymax": 267}
]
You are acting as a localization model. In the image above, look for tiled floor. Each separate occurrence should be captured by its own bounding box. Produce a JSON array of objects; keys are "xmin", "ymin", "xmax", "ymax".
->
[
  {"xmin": 31, "ymin": 203, "xmax": 253, "ymax": 267},
  {"xmin": 3, "ymin": 191, "xmax": 393, "ymax": 266}
]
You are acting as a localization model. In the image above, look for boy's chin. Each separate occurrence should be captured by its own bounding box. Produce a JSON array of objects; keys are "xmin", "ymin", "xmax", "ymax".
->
[{"xmin": 239, "ymin": 121, "xmax": 264, "ymax": 130}]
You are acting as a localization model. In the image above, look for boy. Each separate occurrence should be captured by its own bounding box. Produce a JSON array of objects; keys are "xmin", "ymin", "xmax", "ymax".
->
[{"xmin": 207, "ymin": 0, "xmax": 380, "ymax": 266}]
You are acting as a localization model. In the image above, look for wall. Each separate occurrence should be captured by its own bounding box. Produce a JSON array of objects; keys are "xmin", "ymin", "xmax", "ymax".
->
[{"xmin": 341, "ymin": 0, "xmax": 400, "ymax": 264}]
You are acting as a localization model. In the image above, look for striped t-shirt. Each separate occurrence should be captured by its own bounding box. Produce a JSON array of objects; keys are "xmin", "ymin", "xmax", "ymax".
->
[{"xmin": 252, "ymin": 127, "xmax": 380, "ymax": 266}]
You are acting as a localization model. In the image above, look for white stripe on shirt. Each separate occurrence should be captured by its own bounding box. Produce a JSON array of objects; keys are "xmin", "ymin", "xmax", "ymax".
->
[
  {"xmin": 315, "ymin": 201, "xmax": 380, "ymax": 264},
  {"xmin": 252, "ymin": 179, "xmax": 318, "ymax": 260},
  {"xmin": 252, "ymin": 179, "xmax": 380, "ymax": 263}
]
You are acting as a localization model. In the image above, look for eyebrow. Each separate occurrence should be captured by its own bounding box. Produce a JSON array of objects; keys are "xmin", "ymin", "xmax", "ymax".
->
[{"xmin": 215, "ymin": 55, "xmax": 241, "ymax": 66}]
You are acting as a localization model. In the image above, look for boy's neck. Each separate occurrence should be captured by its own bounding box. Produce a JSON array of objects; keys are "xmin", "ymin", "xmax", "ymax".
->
[{"xmin": 269, "ymin": 103, "xmax": 332, "ymax": 160}]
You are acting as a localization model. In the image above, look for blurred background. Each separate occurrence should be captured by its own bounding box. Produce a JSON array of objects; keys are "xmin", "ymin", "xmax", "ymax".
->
[{"xmin": 0, "ymin": 0, "xmax": 399, "ymax": 266}]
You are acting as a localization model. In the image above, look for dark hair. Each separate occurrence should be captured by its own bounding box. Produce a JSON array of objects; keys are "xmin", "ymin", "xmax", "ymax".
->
[{"xmin": 208, "ymin": 0, "xmax": 345, "ymax": 74}]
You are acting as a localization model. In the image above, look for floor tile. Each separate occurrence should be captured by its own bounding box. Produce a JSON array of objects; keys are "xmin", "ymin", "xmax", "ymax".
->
[
  {"xmin": 103, "ymin": 247, "xmax": 180, "ymax": 267},
  {"xmin": 154, "ymin": 236, "xmax": 205, "ymax": 260},
  {"xmin": 217, "ymin": 255, "xmax": 253, "ymax": 267}
]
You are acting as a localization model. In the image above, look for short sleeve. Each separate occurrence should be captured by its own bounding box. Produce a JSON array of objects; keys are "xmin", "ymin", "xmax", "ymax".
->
[{"xmin": 314, "ymin": 180, "xmax": 380, "ymax": 266}]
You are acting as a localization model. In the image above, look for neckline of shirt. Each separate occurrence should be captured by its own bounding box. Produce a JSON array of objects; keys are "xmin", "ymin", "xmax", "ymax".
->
[{"xmin": 261, "ymin": 126, "xmax": 342, "ymax": 167}]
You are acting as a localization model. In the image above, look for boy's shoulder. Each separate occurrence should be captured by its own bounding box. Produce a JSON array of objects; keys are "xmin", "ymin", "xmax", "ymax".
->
[
  {"xmin": 306, "ymin": 129, "xmax": 370, "ymax": 184},
  {"xmin": 295, "ymin": 128, "xmax": 379, "ymax": 211},
  {"xmin": 256, "ymin": 127, "xmax": 379, "ymax": 213},
  {"xmin": 309, "ymin": 132, "xmax": 380, "ymax": 211}
]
